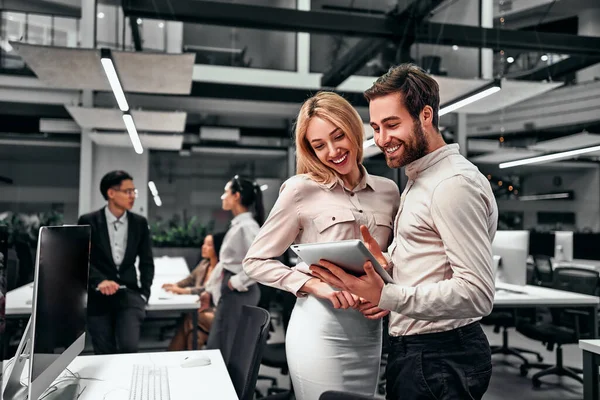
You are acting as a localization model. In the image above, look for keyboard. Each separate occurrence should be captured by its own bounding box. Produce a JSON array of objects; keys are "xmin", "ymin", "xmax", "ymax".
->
[{"xmin": 129, "ymin": 364, "xmax": 171, "ymax": 400}]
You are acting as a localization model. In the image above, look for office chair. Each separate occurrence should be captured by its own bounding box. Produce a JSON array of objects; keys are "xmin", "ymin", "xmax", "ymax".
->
[
  {"xmin": 227, "ymin": 305, "xmax": 271, "ymax": 400},
  {"xmin": 257, "ymin": 289, "xmax": 296, "ymax": 397},
  {"xmin": 319, "ymin": 390, "xmax": 374, "ymax": 399},
  {"xmin": 532, "ymin": 255, "xmax": 553, "ymax": 287},
  {"xmin": 7, "ymin": 249, "xmax": 19, "ymax": 291},
  {"xmin": 14, "ymin": 240, "xmax": 34, "ymax": 287},
  {"xmin": 481, "ymin": 309, "xmax": 543, "ymax": 368},
  {"xmin": 516, "ymin": 267, "xmax": 599, "ymax": 387}
]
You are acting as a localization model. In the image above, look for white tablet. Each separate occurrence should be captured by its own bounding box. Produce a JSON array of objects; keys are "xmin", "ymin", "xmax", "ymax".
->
[{"xmin": 290, "ymin": 239, "xmax": 394, "ymax": 284}]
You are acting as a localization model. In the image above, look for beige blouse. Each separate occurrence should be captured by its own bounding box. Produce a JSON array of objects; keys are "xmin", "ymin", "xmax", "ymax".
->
[{"xmin": 243, "ymin": 168, "xmax": 400, "ymax": 296}]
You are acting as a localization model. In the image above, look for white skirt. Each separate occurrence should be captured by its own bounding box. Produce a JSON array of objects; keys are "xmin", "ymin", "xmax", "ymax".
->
[{"xmin": 285, "ymin": 295, "xmax": 382, "ymax": 400}]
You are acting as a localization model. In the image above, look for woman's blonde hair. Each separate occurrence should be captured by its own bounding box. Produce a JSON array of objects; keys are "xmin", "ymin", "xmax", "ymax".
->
[{"xmin": 294, "ymin": 91, "xmax": 364, "ymax": 184}]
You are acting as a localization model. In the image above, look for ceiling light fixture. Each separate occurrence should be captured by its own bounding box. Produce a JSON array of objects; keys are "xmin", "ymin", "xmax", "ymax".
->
[
  {"xmin": 100, "ymin": 48, "xmax": 129, "ymax": 112},
  {"xmin": 439, "ymin": 79, "xmax": 502, "ymax": 116},
  {"xmin": 499, "ymin": 144, "xmax": 600, "ymax": 169},
  {"xmin": 122, "ymin": 114, "xmax": 143, "ymax": 154},
  {"xmin": 148, "ymin": 181, "xmax": 158, "ymax": 197},
  {"xmin": 519, "ymin": 192, "xmax": 572, "ymax": 201}
]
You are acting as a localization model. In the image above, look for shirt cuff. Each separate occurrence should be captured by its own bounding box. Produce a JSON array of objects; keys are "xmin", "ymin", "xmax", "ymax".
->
[
  {"xmin": 382, "ymin": 252, "xmax": 394, "ymax": 272},
  {"xmin": 378, "ymin": 283, "xmax": 403, "ymax": 312},
  {"xmin": 229, "ymin": 275, "xmax": 249, "ymax": 292}
]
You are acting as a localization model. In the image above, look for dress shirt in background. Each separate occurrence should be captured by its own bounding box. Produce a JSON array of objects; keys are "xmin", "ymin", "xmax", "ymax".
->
[
  {"xmin": 104, "ymin": 206, "xmax": 128, "ymax": 268},
  {"xmin": 221, "ymin": 212, "xmax": 260, "ymax": 291}
]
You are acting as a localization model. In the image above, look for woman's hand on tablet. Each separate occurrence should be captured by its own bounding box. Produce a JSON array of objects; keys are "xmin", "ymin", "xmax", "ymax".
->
[
  {"xmin": 358, "ymin": 299, "xmax": 390, "ymax": 320},
  {"xmin": 299, "ymin": 278, "xmax": 359, "ymax": 309},
  {"xmin": 360, "ymin": 225, "xmax": 388, "ymax": 269}
]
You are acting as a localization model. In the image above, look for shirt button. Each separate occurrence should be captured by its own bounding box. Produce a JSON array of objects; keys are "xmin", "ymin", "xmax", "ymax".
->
[
  {"xmin": 359, "ymin": 210, "xmax": 363, "ymax": 213},
  {"xmin": 350, "ymin": 193, "xmax": 355, "ymax": 197},
  {"xmin": 332, "ymin": 217, "xmax": 336, "ymax": 221}
]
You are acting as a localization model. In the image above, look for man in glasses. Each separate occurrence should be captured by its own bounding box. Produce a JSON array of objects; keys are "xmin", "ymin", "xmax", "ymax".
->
[{"xmin": 78, "ymin": 170, "xmax": 155, "ymax": 354}]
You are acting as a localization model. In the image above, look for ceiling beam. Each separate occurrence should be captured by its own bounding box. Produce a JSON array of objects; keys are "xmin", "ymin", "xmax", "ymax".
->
[
  {"xmin": 510, "ymin": 56, "xmax": 600, "ymax": 81},
  {"xmin": 122, "ymin": 0, "xmax": 600, "ymax": 56},
  {"xmin": 129, "ymin": 17, "xmax": 143, "ymax": 51},
  {"xmin": 321, "ymin": 0, "xmax": 445, "ymax": 87}
]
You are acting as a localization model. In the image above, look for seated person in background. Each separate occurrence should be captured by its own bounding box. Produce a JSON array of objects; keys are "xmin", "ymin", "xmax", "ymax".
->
[
  {"xmin": 78, "ymin": 170, "xmax": 154, "ymax": 355},
  {"xmin": 165, "ymin": 231, "xmax": 226, "ymax": 351}
]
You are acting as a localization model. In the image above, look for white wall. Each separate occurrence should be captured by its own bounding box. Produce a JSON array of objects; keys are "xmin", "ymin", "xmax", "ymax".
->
[{"xmin": 497, "ymin": 168, "xmax": 600, "ymax": 231}]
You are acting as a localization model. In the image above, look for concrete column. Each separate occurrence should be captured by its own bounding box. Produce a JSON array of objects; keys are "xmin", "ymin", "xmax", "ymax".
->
[
  {"xmin": 480, "ymin": 0, "xmax": 494, "ymax": 79},
  {"xmin": 90, "ymin": 146, "xmax": 149, "ymax": 216},
  {"xmin": 287, "ymin": 145, "xmax": 296, "ymax": 178},
  {"xmin": 78, "ymin": 0, "xmax": 149, "ymax": 217},
  {"xmin": 166, "ymin": 21, "xmax": 183, "ymax": 54},
  {"xmin": 296, "ymin": 0, "xmax": 310, "ymax": 74},
  {"xmin": 456, "ymin": 113, "xmax": 468, "ymax": 157},
  {"xmin": 577, "ymin": 9, "xmax": 600, "ymax": 83},
  {"xmin": 78, "ymin": 0, "xmax": 96, "ymax": 216}
]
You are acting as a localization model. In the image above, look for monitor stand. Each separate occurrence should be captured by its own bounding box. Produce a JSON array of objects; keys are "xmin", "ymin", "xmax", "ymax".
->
[
  {"xmin": 4, "ymin": 318, "xmax": 79, "ymax": 400},
  {"xmin": 4, "ymin": 317, "xmax": 32, "ymax": 400}
]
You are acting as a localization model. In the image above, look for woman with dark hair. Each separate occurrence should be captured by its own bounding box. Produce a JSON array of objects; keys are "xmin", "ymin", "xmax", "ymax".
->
[
  {"xmin": 204, "ymin": 175, "xmax": 264, "ymax": 363},
  {"xmin": 165, "ymin": 231, "xmax": 226, "ymax": 351}
]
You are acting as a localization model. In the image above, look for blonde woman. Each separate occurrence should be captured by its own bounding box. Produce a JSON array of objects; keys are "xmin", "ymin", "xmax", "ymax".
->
[{"xmin": 243, "ymin": 91, "xmax": 400, "ymax": 399}]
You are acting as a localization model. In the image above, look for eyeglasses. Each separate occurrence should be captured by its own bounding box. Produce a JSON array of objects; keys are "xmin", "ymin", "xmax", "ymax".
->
[{"xmin": 113, "ymin": 188, "xmax": 138, "ymax": 197}]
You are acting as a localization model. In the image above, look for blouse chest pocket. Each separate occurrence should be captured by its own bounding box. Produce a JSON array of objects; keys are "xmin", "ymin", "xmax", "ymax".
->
[{"xmin": 313, "ymin": 209, "xmax": 356, "ymax": 234}]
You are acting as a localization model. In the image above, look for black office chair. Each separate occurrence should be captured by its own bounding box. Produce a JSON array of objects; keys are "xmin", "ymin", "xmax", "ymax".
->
[
  {"xmin": 532, "ymin": 255, "xmax": 553, "ymax": 287},
  {"xmin": 14, "ymin": 240, "xmax": 34, "ymax": 287},
  {"xmin": 482, "ymin": 308, "xmax": 543, "ymax": 367},
  {"xmin": 257, "ymin": 289, "xmax": 296, "ymax": 397},
  {"xmin": 319, "ymin": 390, "xmax": 374, "ymax": 399},
  {"xmin": 516, "ymin": 267, "xmax": 599, "ymax": 387},
  {"xmin": 7, "ymin": 248, "xmax": 19, "ymax": 291},
  {"xmin": 227, "ymin": 305, "xmax": 271, "ymax": 400}
]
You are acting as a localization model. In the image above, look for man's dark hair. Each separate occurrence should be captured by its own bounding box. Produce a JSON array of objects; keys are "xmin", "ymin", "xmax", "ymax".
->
[
  {"xmin": 100, "ymin": 170, "xmax": 134, "ymax": 200},
  {"xmin": 364, "ymin": 63, "xmax": 440, "ymax": 129}
]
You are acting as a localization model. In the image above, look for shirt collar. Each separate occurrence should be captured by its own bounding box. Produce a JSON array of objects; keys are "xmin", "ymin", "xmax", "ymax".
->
[
  {"xmin": 105, "ymin": 206, "xmax": 127, "ymax": 225},
  {"xmin": 405, "ymin": 144, "xmax": 460, "ymax": 180},
  {"xmin": 322, "ymin": 165, "xmax": 375, "ymax": 192},
  {"xmin": 231, "ymin": 211, "xmax": 254, "ymax": 226}
]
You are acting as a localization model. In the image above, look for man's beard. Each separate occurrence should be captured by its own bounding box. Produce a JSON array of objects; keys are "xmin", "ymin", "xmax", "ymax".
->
[{"xmin": 384, "ymin": 122, "xmax": 428, "ymax": 169}]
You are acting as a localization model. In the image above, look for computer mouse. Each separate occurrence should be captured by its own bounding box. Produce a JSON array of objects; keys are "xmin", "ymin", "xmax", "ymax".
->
[{"xmin": 180, "ymin": 356, "xmax": 211, "ymax": 368}]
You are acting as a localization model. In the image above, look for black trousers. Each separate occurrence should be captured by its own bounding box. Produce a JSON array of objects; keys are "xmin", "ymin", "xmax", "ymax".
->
[
  {"xmin": 87, "ymin": 289, "xmax": 146, "ymax": 355},
  {"xmin": 206, "ymin": 276, "xmax": 261, "ymax": 364},
  {"xmin": 386, "ymin": 322, "xmax": 492, "ymax": 400}
]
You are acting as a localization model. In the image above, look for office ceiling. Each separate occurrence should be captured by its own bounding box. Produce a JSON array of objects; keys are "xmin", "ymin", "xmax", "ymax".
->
[{"xmin": 2, "ymin": 0, "xmax": 600, "ymax": 160}]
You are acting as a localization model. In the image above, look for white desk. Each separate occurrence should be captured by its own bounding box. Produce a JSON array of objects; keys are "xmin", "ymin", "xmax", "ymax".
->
[
  {"xmin": 495, "ymin": 282, "xmax": 600, "ymax": 307},
  {"xmin": 153, "ymin": 256, "xmax": 190, "ymax": 277},
  {"xmin": 5, "ymin": 268, "xmax": 202, "ymax": 349},
  {"xmin": 3, "ymin": 350, "xmax": 238, "ymax": 400},
  {"xmin": 494, "ymin": 282, "xmax": 600, "ymax": 339},
  {"xmin": 5, "ymin": 281, "xmax": 199, "ymax": 317},
  {"xmin": 579, "ymin": 339, "xmax": 600, "ymax": 400}
]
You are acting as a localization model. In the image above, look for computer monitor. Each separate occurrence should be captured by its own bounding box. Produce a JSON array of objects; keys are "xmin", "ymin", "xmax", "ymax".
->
[
  {"xmin": 0, "ymin": 225, "xmax": 8, "ymax": 347},
  {"xmin": 4, "ymin": 225, "xmax": 90, "ymax": 400},
  {"xmin": 492, "ymin": 230, "xmax": 530, "ymax": 286},
  {"xmin": 554, "ymin": 231, "xmax": 574, "ymax": 262},
  {"xmin": 528, "ymin": 232, "xmax": 555, "ymax": 257}
]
